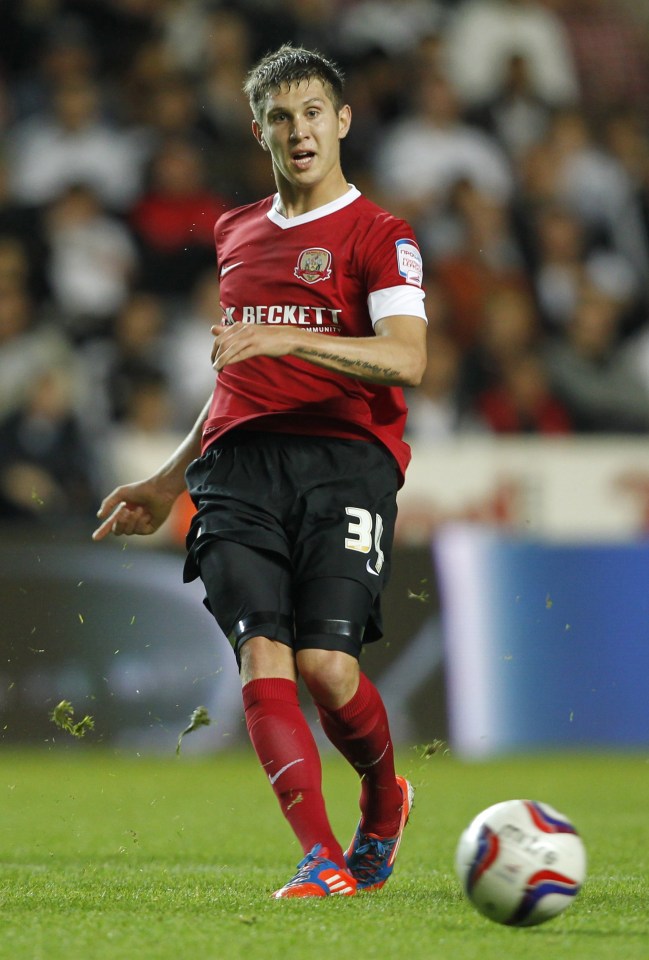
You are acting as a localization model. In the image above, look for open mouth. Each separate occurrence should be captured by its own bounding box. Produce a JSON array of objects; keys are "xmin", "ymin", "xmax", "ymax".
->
[{"xmin": 292, "ymin": 151, "xmax": 315, "ymax": 169}]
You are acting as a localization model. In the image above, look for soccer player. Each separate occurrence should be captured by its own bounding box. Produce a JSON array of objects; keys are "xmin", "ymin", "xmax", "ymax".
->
[{"xmin": 93, "ymin": 44, "xmax": 427, "ymax": 898}]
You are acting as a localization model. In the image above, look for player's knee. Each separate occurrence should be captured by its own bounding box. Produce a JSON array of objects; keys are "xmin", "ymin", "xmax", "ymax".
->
[
  {"xmin": 239, "ymin": 635, "xmax": 297, "ymax": 684},
  {"xmin": 296, "ymin": 648, "xmax": 360, "ymax": 709}
]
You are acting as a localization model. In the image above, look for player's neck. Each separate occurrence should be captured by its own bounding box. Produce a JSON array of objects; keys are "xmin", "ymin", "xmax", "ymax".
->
[{"xmin": 275, "ymin": 170, "xmax": 350, "ymax": 218}]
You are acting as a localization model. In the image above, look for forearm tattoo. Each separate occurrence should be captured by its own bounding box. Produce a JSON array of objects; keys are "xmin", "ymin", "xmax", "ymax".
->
[{"xmin": 295, "ymin": 345, "xmax": 400, "ymax": 381}]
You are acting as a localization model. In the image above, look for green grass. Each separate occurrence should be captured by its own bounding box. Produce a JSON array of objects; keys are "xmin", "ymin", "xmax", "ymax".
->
[{"xmin": 0, "ymin": 749, "xmax": 647, "ymax": 960}]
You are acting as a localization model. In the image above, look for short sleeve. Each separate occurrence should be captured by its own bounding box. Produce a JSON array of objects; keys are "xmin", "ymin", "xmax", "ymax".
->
[
  {"xmin": 367, "ymin": 286, "xmax": 427, "ymax": 326},
  {"xmin": 358, "ymin": 212, "xmax": 424, "ymax": 292},
  {"xmin": 357, "ymin": 213, "xmax": 426, "ymax": 324}
]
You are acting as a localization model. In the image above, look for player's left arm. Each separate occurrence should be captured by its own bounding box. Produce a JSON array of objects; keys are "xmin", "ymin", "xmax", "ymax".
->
[
  {"xmin": 293, "ymin": 313, "xmax": 427, "ymax": 386},
  {"xmin": 211, "ymin": 314, "xmax": 427, "ymax": 387}
]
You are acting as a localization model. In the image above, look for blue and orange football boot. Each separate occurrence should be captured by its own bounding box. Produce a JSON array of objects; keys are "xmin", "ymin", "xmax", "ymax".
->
[
  {"xmin": 344, "ymin": 775, "xmax": 415, "ymax": 891},
  {"xmin": 273, "ymin": 843, "xmax": 357, "ymax": 898}
]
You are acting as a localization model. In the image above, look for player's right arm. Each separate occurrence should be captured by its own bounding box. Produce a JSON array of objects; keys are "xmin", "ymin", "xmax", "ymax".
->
[{"xmin": 92, "ymin": 397, "xmax": 211, "ymax": 542}]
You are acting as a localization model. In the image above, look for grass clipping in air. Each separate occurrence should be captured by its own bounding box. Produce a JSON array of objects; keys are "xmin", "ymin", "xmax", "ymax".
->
[
  {"xmin": 50, "ymin": 700, "xmax": 95, "ymax": 738},
  {"xmin": 176, "ymin": 705, "xmax": 211, "ymax": 755}
]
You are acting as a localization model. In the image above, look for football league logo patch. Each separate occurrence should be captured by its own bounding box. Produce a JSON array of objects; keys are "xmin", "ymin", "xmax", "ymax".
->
[
  {"xmin": 294, "ymin": 247, "xmax": 332, "ymax": 284},
  {"xmin": 395, "ymin": 238, "xmax": 423, "ymax": 286}
]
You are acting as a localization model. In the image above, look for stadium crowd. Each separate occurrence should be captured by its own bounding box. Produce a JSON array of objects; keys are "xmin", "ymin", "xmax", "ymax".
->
[{"xmin": 2, "ymin": 0, "xmax": 649, "ymax": 532}]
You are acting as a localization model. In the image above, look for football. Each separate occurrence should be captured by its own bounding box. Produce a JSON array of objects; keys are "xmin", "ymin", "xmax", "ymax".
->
[{"xmin": 455, "ymin": 799, "xmax": 587, "ymax": 926}]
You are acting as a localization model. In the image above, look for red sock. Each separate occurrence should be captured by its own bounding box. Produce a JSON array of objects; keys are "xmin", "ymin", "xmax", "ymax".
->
[
  {"xmin": 242, "ymin": 678, "xmax": 346, "ymax": 866},
  {"xmin": 316, "ymin": 673, "xmax": 402, "ymax": 837}
]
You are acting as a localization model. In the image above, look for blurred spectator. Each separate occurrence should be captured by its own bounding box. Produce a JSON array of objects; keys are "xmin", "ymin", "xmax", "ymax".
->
[
  {"xmin": 445, "ymin": 0, "xmax": 579, "ymax": 108},
  {"xmin": 458, "ymin": 286, "xmax": 541, "ymax": 406},
  {"xmin": 86, "ymin": 291, "xmax": 170, "ymax": 428},
  {"xmin": 198, "ymin": 6, "xmax": 255, "ymax": 143},
  {"xmin": 477, "ymin": 350, "xmax": 573, "ymax": 433},
  {"xmin": 603, "ymin": 106, "xmax": 649, "ymax": 191},
  {"xmin": 0, "ymin": 363, "xmax": 98, "ymax": 522},
  {"xmin": 433, "ymin": 184, "xmax": 529, "ymax": 349},
  {"xmin": 338, "ymin": 49, "xmax": 409, "ymax": 184},
  {"xmin": 0, "ymin": 237, "xmax": 32, "ymax": 296},
  {"xmin": 373, "ymin": 72, "xmax": 513, "ymax": 227},
  {"xmin": 335, "ymin": 0, "xmax": 446, "ymax": 57},
  {"xmin": 44, "ymin": 184, "xmax": 139, "ymax": 342},
  {"xmin": 280, "ymin": 0, "xmax": 344, "ymax": 53},
  {"xmin": 0, "ymin": 1, "xmax": 74, "ymax": 82},
  {"xmin": 117, "ymin": 36, "xmax": 179, "ymax": 127},
  {"xmin": 405, "ymin": 327, "xmax": 484, "ymax": 440},
  {"xmin": 54, "ymin": 0, "xmax": 157, "ymax": 81},
  {"xmin": 529, "ymin": 203, "xmax": 640, "ymax": 331},
  {"xmin": 104, "ymin": 368, "xmax": 185, "ymax": 544},
  {"xmin": 0, "ymin": 73, "xmax": 12, "ymax": 136},
  {"xmin": 166, "ymin": 270, "xmax": 220, "ymax": 428},
  {"xmin": 158, "ymin": 0, "xmax": 214, "ymax": 74},
  {"xmin": 602, "ymin": 107, "xmax": 649, "ymax": 284},
  {"xmin": 0, "ymin": 281, "xmax": 72, "ymax": 417},
  {"xmin": 226, "ymin": 136, "xmax": 278, "ymax": 206},
  {"xmin": 620, "ymin": 318, "xmax": 649, "ymax": 406},
  {"xmin": 6, "ymin": 76, "xmax": 146, "ymax": 210},
  {"xmin": 559, "ymin": 110, "xmax": 649, "ymax": 283},
  {"xmin": 0, "ymin": 154, "xmax": 50, "ymax": 301},
  {"xmin": 544, "ymin": 283, "xmax": 649, "ymax": 432},
  {"xmin": 617, "ymin": 0, "xmax": 649, "ymax": 30},
  {"xmin": 466, "ymin": 53, "xmax": 552, "ymax": 160},
  {"xmin": 548, "ymin": 0, "xmax": 649, "ymax": 115},
  {"xmin": 130, "ymin": 137, "xmax": 230, "ymax": 296},
  {"xmin": 9, "ymin": 15, "xmax": 98, "ymax": 120},
  {"xmin": 143, "ymin": 71, "xmax": 218, "ymax": 151},
  {"xmin": 528, "ymin": 203, "xmax": 586, "ymax": 328},
  {"xmin": 517, "ymin": 108, "xmax": 649, "ymax": 284}
]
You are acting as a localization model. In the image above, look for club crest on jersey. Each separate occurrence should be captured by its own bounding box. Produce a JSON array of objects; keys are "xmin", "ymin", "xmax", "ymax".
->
[
  {"xmin": 395, "ymin": 238, "xmax": 423, "ymax": 286},
  {"xmin": 294, "ymin": 247, "xmax": 332, "ymax": 284}
]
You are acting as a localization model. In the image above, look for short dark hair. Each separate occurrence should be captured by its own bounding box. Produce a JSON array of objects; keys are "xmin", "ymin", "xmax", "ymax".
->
[{"xmin": 243, "ymin": 44, "xmax": 345, "ymax": 122}]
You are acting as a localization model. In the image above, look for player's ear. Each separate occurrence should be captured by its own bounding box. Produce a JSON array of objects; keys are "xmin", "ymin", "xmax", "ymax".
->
[
  {"xmin": 338, "ymin": 104, "xmax": 351, "ymax": 141},
  {"xmin": 252, "ymin": 119, "xmax": 267, "ymax": 150}
]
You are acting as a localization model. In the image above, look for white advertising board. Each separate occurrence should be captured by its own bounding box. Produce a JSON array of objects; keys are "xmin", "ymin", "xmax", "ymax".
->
[{"xmin": 398, "ymin": 437, "xmax": 649, "ymax": 543}]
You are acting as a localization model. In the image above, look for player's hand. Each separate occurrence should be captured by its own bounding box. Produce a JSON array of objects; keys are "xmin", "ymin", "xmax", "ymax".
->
[
  {"xmin": 92, "ymin": 479, "xmax": 176, "ymax": 541},
  {"xmin": 211, "ymin": 322, "xmax": 296, "ymax": 370}
]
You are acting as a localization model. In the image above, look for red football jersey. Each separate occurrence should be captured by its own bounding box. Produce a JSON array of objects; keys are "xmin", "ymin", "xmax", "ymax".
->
[{"xmin": 202, "ymin": 187, "xmax": 426, "ymax": 484}]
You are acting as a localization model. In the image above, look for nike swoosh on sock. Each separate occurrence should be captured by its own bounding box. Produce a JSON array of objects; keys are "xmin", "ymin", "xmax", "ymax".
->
[{"xmin": 269, "ymin": 757, "xmax": 305, "ymax": 785}]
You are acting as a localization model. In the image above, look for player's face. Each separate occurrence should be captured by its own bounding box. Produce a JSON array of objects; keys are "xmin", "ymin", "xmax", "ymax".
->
[{"xmin": 253, "ymin": 78, "xmax": 351, "ymax": 204}]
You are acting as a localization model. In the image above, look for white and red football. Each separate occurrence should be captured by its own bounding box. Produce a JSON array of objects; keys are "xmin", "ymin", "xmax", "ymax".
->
[{"xmin": 455, "ymin": 799, "xmax": 587, "ymax": 926}]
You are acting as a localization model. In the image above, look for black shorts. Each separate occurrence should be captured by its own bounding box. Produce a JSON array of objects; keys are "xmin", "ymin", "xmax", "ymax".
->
[{"xmin": 183, "ymin": 430, "xmax": 399, "ymax": 662}]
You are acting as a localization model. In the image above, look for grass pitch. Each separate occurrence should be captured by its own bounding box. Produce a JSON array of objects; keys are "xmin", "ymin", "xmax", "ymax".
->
[{"xmin": 0, "ymin": 749, "xmax": 646, "ymax": 960}]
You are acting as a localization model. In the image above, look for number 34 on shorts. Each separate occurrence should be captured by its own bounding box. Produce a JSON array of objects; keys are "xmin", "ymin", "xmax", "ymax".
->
[{"xmin": 344, "ymin": 507, "xmax": 384, "ymax": 576}]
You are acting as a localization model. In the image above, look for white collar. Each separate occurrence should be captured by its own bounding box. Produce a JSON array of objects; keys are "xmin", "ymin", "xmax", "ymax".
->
[{"xmin": 266, "ymin": 185, "xmax": 360, "ymax": 229}]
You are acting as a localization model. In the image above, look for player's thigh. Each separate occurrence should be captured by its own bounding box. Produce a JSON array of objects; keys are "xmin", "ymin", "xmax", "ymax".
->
[
  {"xmin": 196, "ymin": 539, "xmax": 294, "ymax": 662},
  {"xmin": 185, "ymin": 438, "xmax": 291, "ymax": 563},
  {"xmin": 293, "ymin": 576, "xmax": 374, "ymax": 659},
  {"xmin": 293, "ymin": 440, "xmax": 399, "ymax": 597}
]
